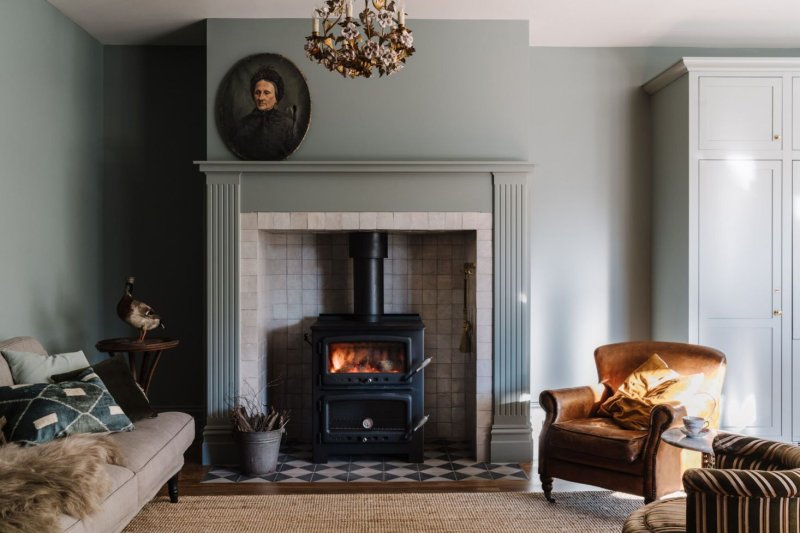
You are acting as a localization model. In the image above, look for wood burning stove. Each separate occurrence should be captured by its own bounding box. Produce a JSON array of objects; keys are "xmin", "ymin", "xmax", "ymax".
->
[{"xmin": 311, "ymin": 232, "xmax": 430, "ymax": 463}]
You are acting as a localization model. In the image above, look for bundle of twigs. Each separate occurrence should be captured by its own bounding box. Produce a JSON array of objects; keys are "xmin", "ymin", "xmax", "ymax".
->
[{"xmin": 231, "ymin": 396, "xmax": 290, "ymax": 433}]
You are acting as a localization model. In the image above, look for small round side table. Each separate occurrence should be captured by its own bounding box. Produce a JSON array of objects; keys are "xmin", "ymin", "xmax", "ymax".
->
[
  {"xmin": 662, "ymin": 427, "xmax": 716, "ymax": 468},
  {"xmin": 95, "ymin": 337, "xmax": 179, "ymax": 395}
]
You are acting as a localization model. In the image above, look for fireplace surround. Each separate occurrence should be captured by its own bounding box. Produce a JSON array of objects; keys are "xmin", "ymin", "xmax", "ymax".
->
[{"xmin": 197, "ymin": 161, "xmax": 534, "ymax": 465}]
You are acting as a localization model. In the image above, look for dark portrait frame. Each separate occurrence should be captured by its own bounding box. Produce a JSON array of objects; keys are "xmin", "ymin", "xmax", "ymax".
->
[{"xmin": 216, "ymin": 53, "xmax": 311, "ymax": 161}]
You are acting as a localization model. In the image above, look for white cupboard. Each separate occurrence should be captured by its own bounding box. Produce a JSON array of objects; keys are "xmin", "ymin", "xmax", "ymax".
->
[
  {"xmin": 698, "ymin": 77, "xmax": 783, "ymax": 151},
  {"xmin": 645, "ymin": 58, "xmax": 797, "ymax": 442}
]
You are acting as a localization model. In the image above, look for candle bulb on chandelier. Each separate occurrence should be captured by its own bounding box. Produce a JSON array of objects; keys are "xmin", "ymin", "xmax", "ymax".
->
[
  {"xmin": 346, "ymin": 0, "xmax": 353, "ymax": 18},
  {"xmin": 312, "ymin": 16, "xmax": 319, "ymax": 34},
  {"xmin": 399, "ymin": 5, "xmax": 405, "ymax": 26}
]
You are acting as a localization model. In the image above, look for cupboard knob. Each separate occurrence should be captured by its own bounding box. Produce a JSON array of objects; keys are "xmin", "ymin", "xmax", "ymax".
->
[
  {"xmin": 774, "ymin": 134, "xmax": 782, "ymax": 140},
  {"xmin": 773, "ymin": 309, "xmax": 783, "ymax": 317}
]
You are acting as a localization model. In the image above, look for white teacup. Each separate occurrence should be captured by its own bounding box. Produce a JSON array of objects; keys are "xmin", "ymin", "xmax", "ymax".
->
[{"xmin": 682, "ymin": 416, "xmax": 709, "ymax": 436}]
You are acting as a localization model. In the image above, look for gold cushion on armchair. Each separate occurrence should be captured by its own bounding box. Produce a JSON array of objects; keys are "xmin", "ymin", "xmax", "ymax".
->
[
  {"xmin": 606, "ymin": 372, "xmax": 705, "ymax": 430},
  {"xmin": 598, "ymin": 354, "xmax": 677, "ymax": 415}
]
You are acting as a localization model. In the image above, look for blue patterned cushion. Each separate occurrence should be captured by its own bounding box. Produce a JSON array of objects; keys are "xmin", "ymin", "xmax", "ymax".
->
[{"xmin": 0, "ymin": 368, "xmax": 134, "ymax": 444}]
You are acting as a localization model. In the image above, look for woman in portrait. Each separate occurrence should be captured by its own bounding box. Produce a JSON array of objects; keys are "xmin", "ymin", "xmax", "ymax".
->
[{"xmin": 232, "ymin": 67, "xmax": 296, "ymax": 160}]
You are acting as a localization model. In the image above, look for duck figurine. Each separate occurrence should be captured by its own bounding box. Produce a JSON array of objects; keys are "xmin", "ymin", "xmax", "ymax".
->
[{"xmin": 116, "ymin": 276, "xmax": 165, "ymax": 342}]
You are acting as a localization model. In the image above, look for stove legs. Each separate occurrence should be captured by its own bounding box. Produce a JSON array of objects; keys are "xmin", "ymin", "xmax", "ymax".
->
[{"xmin": 313, "ymin": 449, "xmax": 328, "ymax": 464}]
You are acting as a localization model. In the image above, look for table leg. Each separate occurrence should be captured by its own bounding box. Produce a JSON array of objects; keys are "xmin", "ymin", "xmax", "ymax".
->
[
  {"xmin": 126, "ymin": 352, "xmax": 137, "ymax": 383},
  {"xmin": 702, "ymin": 452, "xmax": 715, "ymax": 468},
  {"xmin": 140, "ymin": 350, "xmax": 164, "ymax": 396}
]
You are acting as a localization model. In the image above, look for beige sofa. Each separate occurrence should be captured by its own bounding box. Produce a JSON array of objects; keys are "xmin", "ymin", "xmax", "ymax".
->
[{"xmin": 0, "ymin": 336, "xmax": 195, "ymax": 533}]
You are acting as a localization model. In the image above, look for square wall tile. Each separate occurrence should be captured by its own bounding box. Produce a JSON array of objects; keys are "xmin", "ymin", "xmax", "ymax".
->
[
  {"xmin": 273, "ymin": 213, "xmax": 290, "ymax": 230},
  {"xmin": 257, "ymin": 212, "xmax": 273, "ymax": 229},
  {"xmin": 290, "ymin": 212, "xmax": 308, "ymax": 230}
]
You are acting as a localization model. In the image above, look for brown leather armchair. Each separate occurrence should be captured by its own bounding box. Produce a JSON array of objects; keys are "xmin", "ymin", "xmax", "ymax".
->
[{"xmin": 538, "ymin": 341, "xmax": 726, "ymax": 503}]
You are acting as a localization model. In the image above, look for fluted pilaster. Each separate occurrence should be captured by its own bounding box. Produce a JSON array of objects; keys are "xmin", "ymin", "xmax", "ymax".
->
[
  {"xmin": 202, "ymin": 172, "xmax": 240, "ymax": 464},
  {"xmin": 490, "ymin": 172, "xmax": 533, "ymax": 462}
]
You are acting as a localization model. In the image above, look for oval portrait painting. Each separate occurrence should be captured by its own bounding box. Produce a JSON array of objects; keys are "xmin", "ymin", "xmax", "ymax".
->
[{"xmin": 216, "ymin": 53, "xmax": 311, "ymax": 161}]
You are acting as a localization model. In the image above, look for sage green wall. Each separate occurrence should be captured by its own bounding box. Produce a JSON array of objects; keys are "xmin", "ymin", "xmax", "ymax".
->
[
  {"xmin": 0, "ymin": 0, "xmax": 103, "ymax": 352},
  {"xmin": 530, "ymin": 47, "xmax": 800, "ymax": 395},
  {"xmin": 207, "ymin": 19, "xmax": 530, "ymax": 164},
  {"xmin": 102, "ymin": 46, "xmax": 206, "ymax": 416}
]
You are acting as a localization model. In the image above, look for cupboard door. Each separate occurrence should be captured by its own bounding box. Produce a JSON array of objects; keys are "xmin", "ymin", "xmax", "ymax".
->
[
  {"xmin": 794, "ymin": 79, "xmax": 800, "ymax": 151},
  {"xmin": 698, "ymin": 160, "xmax": 783, "ymax": 437},
  {"xmin": 794, "ymin": 162, "xmax": 800, "ymax": 441},
  {"xmin": 698, "ymin": 77, "xmax": 782, "ymax": 151},
  {"xmin": 794, "ymin": 161, "xmax": 800, "ymax": 339}
]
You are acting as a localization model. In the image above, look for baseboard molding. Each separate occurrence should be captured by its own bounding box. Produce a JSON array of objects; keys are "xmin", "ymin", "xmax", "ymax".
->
[{"xmin": 202, "ymin": 424, "xmax": 239, "ymax": 466}]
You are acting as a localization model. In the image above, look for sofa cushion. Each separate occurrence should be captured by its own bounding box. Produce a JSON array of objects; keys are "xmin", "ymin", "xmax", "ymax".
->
[
  {"xmin": 549, "ymin": 417, "xmax": 648, "ymax": 462},
  {"xmin": 60, "ymin": 464, "xmax": 137, "ymax": 533},
  {"xmin": 1, "ymin": 348, "xmax": 89, "ymax": 384},
  {"xmin": 53, "ymin": 355, "xmax": 157, "ymax": 422},
  {"xmin": 0, "ymin": 337, "xmax": 48, "ymax": 387},
  {"xmin": 110, "ymin": 411, "xmax": 194, "ymax": 504},
  {"xmin": 0, "ymin": 369, "xmax": 134, "ymax": 444}
]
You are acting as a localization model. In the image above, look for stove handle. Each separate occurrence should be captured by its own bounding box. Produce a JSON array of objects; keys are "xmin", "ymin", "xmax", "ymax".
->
[
  {"xmin": 405, "ymin": 414, "xmax": 431, "ymax": 440},
  {"xmin": 404, "ymin": 357, "xmax": 433, "ymax": 382},
  {"xmin": 413, "ymin": 414, "xmax": 430, "ymax": 433}
]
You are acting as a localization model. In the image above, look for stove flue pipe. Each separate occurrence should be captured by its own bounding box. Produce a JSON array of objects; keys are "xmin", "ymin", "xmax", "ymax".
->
[{"xmin": 349, "ymin": 232, "xmax": 388, "ymax": 321}]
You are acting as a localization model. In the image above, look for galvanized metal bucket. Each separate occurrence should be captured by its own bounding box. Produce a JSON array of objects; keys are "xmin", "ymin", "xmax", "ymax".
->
[{"xmin": 238, "ymin": 429, "xmax": 283, "ymax": 475}]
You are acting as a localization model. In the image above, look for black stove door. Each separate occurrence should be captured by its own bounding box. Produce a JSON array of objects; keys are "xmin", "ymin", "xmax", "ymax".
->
[{"xmin": 321, "ymin": 392, "xmax": 412, "ymax": 443}]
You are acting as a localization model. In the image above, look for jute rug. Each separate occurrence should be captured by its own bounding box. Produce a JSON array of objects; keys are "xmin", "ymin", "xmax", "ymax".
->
[{"xmin": 124, "ymin": 491, "xmax": 643, "ymax": 532}]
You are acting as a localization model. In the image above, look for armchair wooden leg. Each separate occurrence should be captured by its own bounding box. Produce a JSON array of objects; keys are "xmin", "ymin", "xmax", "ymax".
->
[
  {"xmin": 168, "ymin": 473, "xmax": 179, "ymax": 503},
  {"xmin": 540, "ymin": 474, "xmax": 555, "ymax": 503}
]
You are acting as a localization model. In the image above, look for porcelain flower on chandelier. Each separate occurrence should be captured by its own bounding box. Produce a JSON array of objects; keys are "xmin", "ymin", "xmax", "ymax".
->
[{"xmin": 305, "ymin": 0, "xmax": 415, "ymax": 78}]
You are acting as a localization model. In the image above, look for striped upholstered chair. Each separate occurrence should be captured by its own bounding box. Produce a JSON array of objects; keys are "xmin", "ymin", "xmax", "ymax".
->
[{"xmin": 623, "ymin": 432, "xmax": 800, "ymax": 533}]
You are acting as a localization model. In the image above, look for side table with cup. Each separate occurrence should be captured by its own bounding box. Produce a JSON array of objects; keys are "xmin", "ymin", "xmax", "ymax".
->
[{"xmin": 661, "ymin": 415, "xmax": 716, "ymax": 468}]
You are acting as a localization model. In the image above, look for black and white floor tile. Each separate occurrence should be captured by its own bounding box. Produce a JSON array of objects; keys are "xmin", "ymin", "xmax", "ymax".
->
[{"xmin": 203, "ymin": 441, "xmax": 528, "ymax": 484}]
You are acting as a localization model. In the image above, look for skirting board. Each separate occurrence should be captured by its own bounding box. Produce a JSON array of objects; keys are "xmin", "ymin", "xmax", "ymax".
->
[
  {"xmin": 490, "ymin": 423, "xmax": 533, "ymax": 463},
  {"xmin": 202, "ymin": 425, "xmax": 238, "ymax": 466}
]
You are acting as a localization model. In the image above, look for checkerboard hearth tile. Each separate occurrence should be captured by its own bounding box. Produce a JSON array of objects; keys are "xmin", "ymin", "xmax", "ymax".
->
[{"xmin": 202, "ymin": 442, "xmax": 528, "ymax": 484}]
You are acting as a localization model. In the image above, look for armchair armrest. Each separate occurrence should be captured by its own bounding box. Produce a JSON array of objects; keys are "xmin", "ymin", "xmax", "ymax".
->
[
  {"xmin": 684, "ymin": 467, "xmax": 800, "ymax": 498},
  {"xmin": 642, "ymin": 403, "xmax": 686, "ymax": 457},
  {"xmin": 539, "ymin": 384, "xmax": 606, "ymax": 424},
  {"xmin": 648, "ymin": 403, "xmax": 686, "ymax": 432},
  {"xmin": 712, "ymin": 432, "xmax": 800, "ymax": 470}
]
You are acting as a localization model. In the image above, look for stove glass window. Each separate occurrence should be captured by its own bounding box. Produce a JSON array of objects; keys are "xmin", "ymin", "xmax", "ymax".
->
[{"xmin": 328, "ymin": 341, "xmax": 406, "ymax": 373}]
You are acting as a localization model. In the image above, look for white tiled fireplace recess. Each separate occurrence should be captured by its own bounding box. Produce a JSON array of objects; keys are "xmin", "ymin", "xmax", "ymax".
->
[
  {"xmin": 198, "ymin": 161, "xmax": 533, "ymax": 465},
  {"xmin": 240, "ymin": 212, "xmax": 492, "ymax": 457}
]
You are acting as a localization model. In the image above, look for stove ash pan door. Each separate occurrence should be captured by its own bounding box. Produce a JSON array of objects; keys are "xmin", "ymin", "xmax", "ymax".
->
[
  {"xmin": 321, "ymin": 335, "xmax": 414, "ymax": 385},
  {"xmin": 321, "ymin": 393, "xmax": 412, "ymax": 443}
]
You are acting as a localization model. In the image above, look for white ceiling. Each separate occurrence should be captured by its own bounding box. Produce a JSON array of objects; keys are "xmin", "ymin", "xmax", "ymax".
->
[{"xmin": 47, "ymin": 0, "xmax": 800, "ymax": 48}]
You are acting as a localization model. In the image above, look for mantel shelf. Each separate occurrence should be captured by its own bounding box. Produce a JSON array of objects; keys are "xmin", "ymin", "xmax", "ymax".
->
[{"xmin": 195, "ymin": 160, "xmax": 535, "ymax": 174}]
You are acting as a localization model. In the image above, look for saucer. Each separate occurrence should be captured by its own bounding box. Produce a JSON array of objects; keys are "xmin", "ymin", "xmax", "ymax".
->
[{"xmin": 680, "ymin": 427, "xmax": 709, "ymax": 438}]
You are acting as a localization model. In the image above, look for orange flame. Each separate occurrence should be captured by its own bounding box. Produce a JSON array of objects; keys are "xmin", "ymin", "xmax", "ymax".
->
[{"xmin": 328, "ymin": 342, "xmax": 406, "ymax": 374}]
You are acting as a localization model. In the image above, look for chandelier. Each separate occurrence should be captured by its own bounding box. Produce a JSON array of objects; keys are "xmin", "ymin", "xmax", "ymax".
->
[{"xmin": 305, "ymin": 0, "xmax": 415, "ymax": 78}]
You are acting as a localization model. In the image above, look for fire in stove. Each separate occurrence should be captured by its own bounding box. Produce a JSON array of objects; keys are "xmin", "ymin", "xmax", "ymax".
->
[{"xmin": 328, "ymin": 341, "xmax": 406, "ymax": 374}]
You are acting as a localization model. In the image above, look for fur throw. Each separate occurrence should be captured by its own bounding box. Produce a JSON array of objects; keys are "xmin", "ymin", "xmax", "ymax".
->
[{"xmin": 0, "ymin": 434, "xmax": 124, "ymax": 532}]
